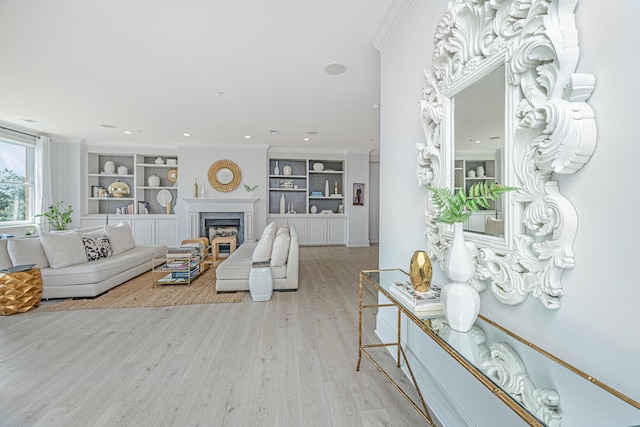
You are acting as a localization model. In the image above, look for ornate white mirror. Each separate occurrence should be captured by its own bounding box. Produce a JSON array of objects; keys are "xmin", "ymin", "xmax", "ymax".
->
[{"xmin": 417, "ymin": 0, "xmax": 597, "ymax": 309}]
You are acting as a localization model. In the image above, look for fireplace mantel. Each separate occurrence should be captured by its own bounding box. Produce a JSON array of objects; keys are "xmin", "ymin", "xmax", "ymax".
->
[{"xmin": 184, "ymin": 198, "xmax": 257, "ymax": 242}]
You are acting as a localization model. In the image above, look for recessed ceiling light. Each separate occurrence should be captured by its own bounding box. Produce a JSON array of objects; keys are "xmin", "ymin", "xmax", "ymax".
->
[
  {"xmin": 324, "ymin": 62, "xmax": 347, "ymax": 75},
  {"xmin": 474, "ymin": 140, "xmax": 481, "ymax": 144},
  {"xmin": 123, "ymin": 130, "xmax": 132, "ymax": 134},
  {"xmin": 183, "ymin": 133, "xmax": 190, "ymax": 137},
  {"xmin": 244, "ymin": 135, "xmax": 251, "ymax": 139},
  {"xmin": 303, "ymin": 137, "xmax": 310, "ymax": 141},
  {"xmin": 269, "ymin": 130, "xmax": 280, "ymax": 136},
  {"xmin": 100, "ymin": 124, "xmax": 116, "ymax": 128},
  {"xmin": 372, "ymin": 103, "xmax": 380, "ymax": 109}
]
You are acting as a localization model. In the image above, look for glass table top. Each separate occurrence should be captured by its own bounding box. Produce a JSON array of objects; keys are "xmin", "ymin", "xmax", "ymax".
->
[{"xmin": 361, "ymin": 269, "xmax": 640, "ymax": 426}]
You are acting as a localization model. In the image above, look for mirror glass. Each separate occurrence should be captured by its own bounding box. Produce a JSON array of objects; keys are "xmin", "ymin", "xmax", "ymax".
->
[
  {"xmin": 217, "ymin": 168, "xmax": 233, "ymax": 185},
  {"xmin": 453, "ymin": 66, "xmax": 505, "ymax": 237}
]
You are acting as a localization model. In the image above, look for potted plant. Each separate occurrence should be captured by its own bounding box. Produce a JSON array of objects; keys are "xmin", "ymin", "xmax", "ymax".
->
[
  {"xmin": 36, "ymin": 201, "xmax": 74, "ymax": 231},
  {"xmin": 425, "ymin": 182, "xmax": 518, "ymax": 224},
  {"xmin": 425, "ymin": 182, "xmax": 518, "ymax": 332},
  {"xmin": 244, "ymin": 183, "xmax": 258, "ymax": 198}
]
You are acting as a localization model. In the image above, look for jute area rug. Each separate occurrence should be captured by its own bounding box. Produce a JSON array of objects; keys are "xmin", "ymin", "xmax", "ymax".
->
[{"xmin": 45, "ymin": 263, "xmax": 244, "ymax": 311}]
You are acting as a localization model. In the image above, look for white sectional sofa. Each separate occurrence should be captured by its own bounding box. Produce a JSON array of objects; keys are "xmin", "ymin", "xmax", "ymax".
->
[
  {"xmin": 0, "ymin": 222, "xmax": 167, "ymax": 299},
  {"xmin": 215, "ymin": 222, "xmax": 299, "ymax": 293}
]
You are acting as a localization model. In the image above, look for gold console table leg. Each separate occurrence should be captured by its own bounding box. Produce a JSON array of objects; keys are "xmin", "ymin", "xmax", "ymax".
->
[{"xmin": 357, "ymin": 272, "xmax": 434, "ymax": 425}]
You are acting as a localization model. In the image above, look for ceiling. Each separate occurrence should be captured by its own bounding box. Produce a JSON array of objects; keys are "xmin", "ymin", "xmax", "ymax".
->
[{"xmin": 0, "ymin": 0, "xmax": 392, "ymax": 152}]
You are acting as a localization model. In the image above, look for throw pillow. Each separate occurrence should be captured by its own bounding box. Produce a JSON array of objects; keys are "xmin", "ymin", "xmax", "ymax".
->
[
  {"xmin": 82, "ymin": 235, "xmax": 112, "ymax": 261},
  {"xmin": 270, "ymin": 228, "xmax": 291, "ymax": 267},
  {"xmin": 104, "ymin": 221, "xmax": 136, "ymax": 255},
  {"xmin": 253, "ymin": 224, "xmax": 278, "ymax": 262},
  {"xmin": 7, "ymin": 237, "xmax": 50, "ymax": 268},
  {"xmin": 40, "ymin": 231, "xmax": 88, "ymax": 269}
]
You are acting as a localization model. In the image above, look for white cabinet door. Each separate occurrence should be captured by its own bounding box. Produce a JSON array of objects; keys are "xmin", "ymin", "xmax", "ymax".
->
[
  {"xmin": 327, "ymin": 218, "xmax": 346, "ymax": 245},
  {"xmin": 288, "ymin": 218, "xmax": 307, "ymax": 245},
  {"xmin": 156, "ymin": 219, "xmax": 178, "ymax": 246},
  {"xmin": 131, "ymin": 219, "xmax": 155, "ymax": 245},
  {"xmin": 308, "ymin": 218, "xmax": 327, "ymax": 245}
]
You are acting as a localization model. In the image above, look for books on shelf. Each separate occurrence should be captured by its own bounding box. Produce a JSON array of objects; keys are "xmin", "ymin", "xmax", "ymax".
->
[
  {"xmin": 171, "ymin": 266, "xmax": 200, "ymax": 280},
  {"xmin": 388, "ymin": 281, "xmax": 443, "ymax": 315},
  {"xmin": 166, "ymin": 246, "xmax": 199, "ymax": 258}
]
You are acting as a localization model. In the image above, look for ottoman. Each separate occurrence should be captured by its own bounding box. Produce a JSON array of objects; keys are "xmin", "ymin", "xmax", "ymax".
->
[{"xmin": 0, "ymin": 268, "xmax": 43, "ymax": 315}]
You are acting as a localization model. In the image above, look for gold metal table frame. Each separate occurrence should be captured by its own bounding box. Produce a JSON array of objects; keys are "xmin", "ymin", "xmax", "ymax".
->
[{"xmin": 356, "ymin": 269, "xmax": 542, "ymax": 426}]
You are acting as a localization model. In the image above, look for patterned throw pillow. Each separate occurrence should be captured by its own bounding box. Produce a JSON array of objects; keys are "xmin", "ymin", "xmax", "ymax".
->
[{"xmin": 82, "ymin": 235, "xmax": 112, "ymax": 261}]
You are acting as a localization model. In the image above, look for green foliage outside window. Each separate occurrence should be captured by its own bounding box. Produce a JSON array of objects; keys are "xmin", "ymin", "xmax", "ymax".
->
[{"xmin": 0, "ymin": 168, "xmax": 27, "ymax": 222}]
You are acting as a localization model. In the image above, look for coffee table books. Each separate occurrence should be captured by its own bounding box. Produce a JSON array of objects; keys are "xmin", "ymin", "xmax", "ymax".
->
[{"xmin": 388, "ymin": 281, "xmax": 443, "ymax": 315}]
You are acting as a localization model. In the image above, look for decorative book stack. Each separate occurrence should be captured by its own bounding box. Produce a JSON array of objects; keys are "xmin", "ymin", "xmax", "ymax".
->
[{"xmin": 388, "ymin": 281, "xmax": 443, "ymax": 315}]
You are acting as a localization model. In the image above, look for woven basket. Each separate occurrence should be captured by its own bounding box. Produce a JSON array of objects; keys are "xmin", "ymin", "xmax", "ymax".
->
[{"xmin": 0, "ymin": 268, "xmax": 43, "ymax": 315}]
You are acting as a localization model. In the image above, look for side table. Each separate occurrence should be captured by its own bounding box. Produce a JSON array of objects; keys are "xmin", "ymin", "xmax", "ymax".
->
[{"xmin": 0, "ymin": 267, "xmax": 43, "ymax": 315}]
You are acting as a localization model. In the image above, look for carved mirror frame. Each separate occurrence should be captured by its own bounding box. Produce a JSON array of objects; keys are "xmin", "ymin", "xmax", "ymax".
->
[{"xmin": 417, "ymin": 0, "xmax": 596, "ymax": 309}]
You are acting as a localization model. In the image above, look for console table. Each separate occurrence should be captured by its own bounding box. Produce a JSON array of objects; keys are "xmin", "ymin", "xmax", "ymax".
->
[{"xmin": 357, "ymin": 269, "xmax": 640, "ymax": 426}]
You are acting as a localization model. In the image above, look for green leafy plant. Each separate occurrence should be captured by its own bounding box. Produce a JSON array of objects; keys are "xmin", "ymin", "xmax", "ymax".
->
[
  {"xmin": 425, "ymin": 183, "xmax": 519, "ymax": 224},
  {"xmin": 243, "ymin": 183, "xmax": 258, "ymax": 192},
  {"xmin": 35, "ymin": 201, "xmax": 74, "ymax": 230}
]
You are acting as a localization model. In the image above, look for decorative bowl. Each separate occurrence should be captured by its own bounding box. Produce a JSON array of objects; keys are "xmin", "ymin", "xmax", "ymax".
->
[{"xmin": 313, "ymin": 163, "xmax": 324, "ymax": 171}]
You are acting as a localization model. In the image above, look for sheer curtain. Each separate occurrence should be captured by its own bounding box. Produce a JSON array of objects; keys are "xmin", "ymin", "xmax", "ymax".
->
[{"xmin": 35, "ymin": 136, "xmax": 53, "ymax": 232}]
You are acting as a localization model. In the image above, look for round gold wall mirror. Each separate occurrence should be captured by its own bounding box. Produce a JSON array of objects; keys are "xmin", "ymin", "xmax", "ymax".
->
[
  {"xmin": 166, "ymin": 168, "xmax": 178, "ymax": 183},
  {"xmin": 208, "ymin": 159, "xmax": 242, "ymax": 192}
]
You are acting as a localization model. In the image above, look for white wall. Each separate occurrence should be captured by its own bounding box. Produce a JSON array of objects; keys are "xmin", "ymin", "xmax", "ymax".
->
[{"xmin": 377, "ymin": 0, "xmax": 639, "ymax": 425}]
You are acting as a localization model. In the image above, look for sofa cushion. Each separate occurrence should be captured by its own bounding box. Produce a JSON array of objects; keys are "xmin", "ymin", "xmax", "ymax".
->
[
  {"xmin": 82, "ymin": 235, "xmax": 113, "ymax": 261},
  {"xmin": 217, "ymin": 243, "xmax": 256, "ymax": 280},
  {"xmin": 0, "ymin": 239, "xmax": 12, "ymax": 269},
  {"xmin": 40, "ymin": 231, "xmax": 88, "ymax": 269},
  {"xmin": 252, "ymin": 223, "xmax": 277, "ymax": 262},
  {"xmin": 41, "ymin": 245, "xmax": 167, "ymax": 287},
  {"xmin": 104, "ymin": 222, "xmax": 136, "ymax": 255},
  {"xmin": 270, "ymin": 227, "xmax": 291, "ymax": 267},
  {"xmin": 7, "ymin": 237, "xmax": 50, "ymax": 268}
]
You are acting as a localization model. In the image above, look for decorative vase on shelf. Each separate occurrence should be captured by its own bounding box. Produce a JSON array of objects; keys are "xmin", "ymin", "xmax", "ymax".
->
[
  {"xmin": 193, "ymin": 178, "xmax": 198, "ymax": 198},
  {"xmin": 279, "ymin": 194, "xmax": 285, "ymax": 214},
  {"xmin": 274, "ymin": 161, "xmax": 280, "ymax": 176},
  {"xmin": 283, "ymin": 165, "xmax": 292, "ymax": 176},
  {"xmin": 118, "ymin": 165, "xmax": 128, "ymax": 175},
  {"xmin": 104, "ymin": 161, "xmax": 115, "ymax": 174},
  {"xmin": 476, "ymin": 165, "xmax": 485, "ymax": 177},
  {"xmin": 441, "ymin": 222, "xmax": 479, "ymax": 333},
  {"xmin": 148, "ymin": 175, "xmax": 160, "ymax": 187},
  {"xmin": 324, "ymin": 180, "xmax": 329, "ymax": 197}
]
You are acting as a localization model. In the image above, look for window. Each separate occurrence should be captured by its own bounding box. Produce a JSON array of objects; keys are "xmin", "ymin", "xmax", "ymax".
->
[{"xmin": 0, "ymin": 138, "xmax": 35, "ymax": 224}]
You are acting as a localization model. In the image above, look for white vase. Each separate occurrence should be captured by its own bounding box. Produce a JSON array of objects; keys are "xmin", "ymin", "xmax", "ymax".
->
[
  {"xmin": 324, "ymin": 180, "xmax": 329, "ymax": 197},
  {"xmin": 104, "ymin": 161, "xmax": 115, "ymax": 174},
  {"xmin": 441, "ymin": 222, "xmax": 479, "ymax": 332},
  {"xmin": 279, "ymin": 194, "xmax": 285, "ymax": 214},
  {"xmin": 476, "ymin": 165, "xmax": 485, "ymax": 177},
  {"xmin": 148, "ymin": 175, "xmax": 160, "ymax": 187},
  {"xmin": 283, "ymin": 165, "xmax": 292, "ymax": 176},
  {"xmin": 274, "ymin": 161, "xmax": 280, "ymax": 175}
]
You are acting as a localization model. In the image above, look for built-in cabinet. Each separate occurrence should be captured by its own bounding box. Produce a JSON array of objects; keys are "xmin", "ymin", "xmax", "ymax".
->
[
  {"xmin": 267, "ymin": 157, "xmax": 347, "ymax": 245},
  {"xmin": 455, "ymin": 157, "xmax": 500, "ymax": 233},
  {"xmin": 83, "ymin": 151, "xmax": 179, "ymax": 245}
]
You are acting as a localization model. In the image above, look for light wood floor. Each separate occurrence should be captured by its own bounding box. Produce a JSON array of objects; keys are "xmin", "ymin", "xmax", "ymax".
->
[{"xmin": 1, "ymin": 245, "xmax": 430, "ymax": 426}]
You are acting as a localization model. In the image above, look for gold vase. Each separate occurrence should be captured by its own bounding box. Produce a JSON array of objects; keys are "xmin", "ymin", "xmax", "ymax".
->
[{"xmin": 409, "ymin": 250, "xmax": 432, "ymax": 292}]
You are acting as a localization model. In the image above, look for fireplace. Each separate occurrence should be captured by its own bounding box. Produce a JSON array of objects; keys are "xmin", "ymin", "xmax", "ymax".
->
[
  {"xmin": 199, "ymin": 212, "xmax": 244, "ymax": 254},
  {"xmin": 185, "ymin": 198, "xmax": 257, "ymax": 244}
]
